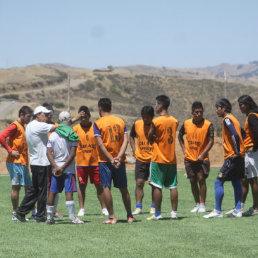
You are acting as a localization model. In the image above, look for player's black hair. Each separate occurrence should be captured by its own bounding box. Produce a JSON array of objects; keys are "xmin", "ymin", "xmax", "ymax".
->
[
  {"xmin": 42, "ymin": 102, "xmax": 54, "ymax": 112},
  {"xmin": 215, "ymin": 98, "xmax": 232, "ymax": 113},
  {"xmin": 78, "ymin": 105, "xmax": 91, "ymax": 117},
  {"xmin": 192, "ymin": 101, "xmax": 204, "ymax": 112},
  {"xmin": 98, "ymin": 98, "xmax": 112, "ymax": 112},
  {"xmin": 156, "ymin": 95, "xmax": 170, "ymax": 110},
  {"xmin": 141, "ymin": 106, "xmax": 154, "ymax": 118},
  {"xmin": 238, "ymin": 95, "xmax": 258, "ymax": 113},
  {"xmin": 19, "ymin": 106, "xmax": 33, "ymax": 117}
]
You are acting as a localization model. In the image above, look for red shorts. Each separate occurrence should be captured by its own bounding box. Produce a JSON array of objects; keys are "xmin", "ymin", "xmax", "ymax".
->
[{"xmin": 77, "ymin": 166, "xmax": 101, "ymax": 185}]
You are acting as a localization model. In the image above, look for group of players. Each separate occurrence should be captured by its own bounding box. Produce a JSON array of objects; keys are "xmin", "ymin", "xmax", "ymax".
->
[{"xmin": 0, "ymin": 94, "xmax": 257, "ymax": 224}]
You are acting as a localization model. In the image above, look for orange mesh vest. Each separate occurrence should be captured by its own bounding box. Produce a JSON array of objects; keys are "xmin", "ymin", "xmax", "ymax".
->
[
  {"xmin": 73, "ymin": 123, "xmax": 98, "ymax": 166},
  {"xmin": 95, "ymin": 115, "xmax": 126, "ymax": 162},
  {"xmin": 134, "ymin": 120, "xmax": 153, "ymax": 163},
  {"xmin": 184, "ymin": 119, "xmax": 211, "ymax": 162},
  {"xmin": 222, "ymin": 114, "xmax": 245, "ymax": 159},
  {"xmin": 6, "ymin": 121, "xmax": 28, "ymax": 166},
  {"xmin": 151, "ymin": 115, "xmax": 178, "ymax": 164},
  {"xmin": 244, "ymin": 112, "xmax": 258, "ymax": 148}
]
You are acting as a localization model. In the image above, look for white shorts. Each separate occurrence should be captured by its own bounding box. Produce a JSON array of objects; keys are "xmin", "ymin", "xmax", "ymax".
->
[{"xmin": 245, "ymin": 151, "xmax": 258, "ymax": 179}]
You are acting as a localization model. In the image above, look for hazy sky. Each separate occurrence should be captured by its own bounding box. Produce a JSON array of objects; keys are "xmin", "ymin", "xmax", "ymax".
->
[{"xmin": 0, "ymin": 0, "xmax": 257, "ymax": 69}]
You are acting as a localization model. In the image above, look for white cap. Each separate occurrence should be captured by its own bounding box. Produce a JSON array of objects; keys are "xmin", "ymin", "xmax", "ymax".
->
[
  {"xmin": 58, "ymin": 111, "xmax": 71, "ymax": 122},
  {"xmin": 33, "ymin": 106, "xmax": 53, "ymax": 115}
]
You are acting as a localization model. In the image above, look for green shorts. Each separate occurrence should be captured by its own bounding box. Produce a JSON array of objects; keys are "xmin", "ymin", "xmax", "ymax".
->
[{"xmin": 149, "ymin": 162, "xmax": 177, "ymax": 189}]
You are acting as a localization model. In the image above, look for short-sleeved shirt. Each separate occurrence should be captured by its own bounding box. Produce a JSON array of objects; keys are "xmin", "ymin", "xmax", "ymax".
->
[
  {"xmin": 73, "ymin": 123, "xmax": 98, "ymax": 166},
  {"xmin": 26, "ymin": 120, "xmax": 53, "ymax": 166},
  {"xmin": 94, "ymin": 115, "xmax": 127, "ymax": 162},
  {"xmin": 130, "ymin": 120, "xmax": 153, "ymax": 163},
  {"xmin": 151, "ymin": 115, "xmax": 178, "ymax": 164},
  {"xmin": 47, "ymin": 132, "xmax": 78, "ymax": 174},
  {"xmin": 179, "ymin": 119, "xmax": 214, "ymax": 162}
]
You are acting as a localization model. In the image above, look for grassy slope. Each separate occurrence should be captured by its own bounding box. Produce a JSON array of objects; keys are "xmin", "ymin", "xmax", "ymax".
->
[{"xmin": 0, "ymin": 169, "xmax": 258, "ymax": 257}]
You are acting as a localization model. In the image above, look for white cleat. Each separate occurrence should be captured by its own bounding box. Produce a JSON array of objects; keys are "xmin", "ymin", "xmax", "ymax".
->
[
  {"xmin": 132, "ymin": 208, "xmax": 143, "ymax": 215},
  {"xmin": 71, "ymin": 217, "xmax": 84, "ymax": 224},
  {"xmin": 171, "ymin": 211, "xmax": 178, "ymax": 219},
  {"xmin": 102, "ymin": 208, "xmax": 109, "ymax": 216},
  {"xmin": 190, "ymin": 203, "xmax": 200, "ymax": 213},
  {"xmin": 203, "ymin": 210, "xmax": 223, "ymax": 219},
  {"xmin": 198, "ymin": 204, "xmax": 206, "ymax": 213},
  {"xmin": 147, "ymin": 214, "xmax": 163, "ymax": 221},
  {"xmin": 225, "ymin": 208, "xmax": 234, "ymax": 215},
  {"xmin": 77, "ymin": 208, "xmax": 85, "ymax": 217},
  {"xmin": 227, "ymin": 209, "xmax": 242, "ymax": 218}
]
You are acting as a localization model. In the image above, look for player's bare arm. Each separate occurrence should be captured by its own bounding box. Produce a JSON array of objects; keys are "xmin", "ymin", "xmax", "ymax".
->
[
  {"xmin": 95, "ymin": 136, "xmax": 115, "ymax": 164},
  {"xmin": 50, "ymin": 123, "xmax": 59, "ymax": 132},
  {"xmin": 197, "ymin": 137, "xmax": 214, "ymax": 161},
  {"xmin": 129, "ymin": 135, "xmax": 136, "ymax": 157},
  {"xmin": 71, "ymin": 111, "xmax": 85, "ymax": 124},
  {"xmin": 47, "ymin": 147, "xmax": 60, "ymax": 175},
  {"xmin": 115, "ymin": 133, "xmax": 129, "ymax": 167},
  {"xmin": 178, "ymin": 132, "xmax": 186, "ymax": 155}
]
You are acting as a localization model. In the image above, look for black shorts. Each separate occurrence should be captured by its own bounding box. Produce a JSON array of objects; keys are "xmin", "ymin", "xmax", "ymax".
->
[
  {"xmin": 135, "ymin": 159, "xmax": 150, "ymax": 180},
  {"xmin": 184, "ymin": 159, "xmax": 210, "ymax": 179},
  {"xmin": 218, "ymin": 156, "xmax": 245, "ymax": 182}
]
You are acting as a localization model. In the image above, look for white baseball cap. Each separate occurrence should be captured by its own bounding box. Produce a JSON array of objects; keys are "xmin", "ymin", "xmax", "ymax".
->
[
  {"xmin": 33, "ymin": 106, "xmax": 53, "ymax": 115},
  {"xmin": 59, "ymin": 111, "xmax": 71, "ymax": 122}
]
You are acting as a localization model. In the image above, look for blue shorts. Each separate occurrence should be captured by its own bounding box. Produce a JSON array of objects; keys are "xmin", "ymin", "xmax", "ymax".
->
[
  {"xmin": 6, "ymin": 162, "xmax": 32, "ymax": 186},
  {"xmin": 50, "ymin": 173, "xmax": 77, "ymax": 193},
  {"xmin": 99, "ymin": 162, "xmax": 127, "ymax": 188}
]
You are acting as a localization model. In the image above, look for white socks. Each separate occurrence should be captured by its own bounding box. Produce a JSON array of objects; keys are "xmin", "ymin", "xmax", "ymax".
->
[
  {"xmin": 46, "ymin": 205, "xmax": 55, "ymax": 220},
  {"xmin": 53, "ymin": 194, "xmax": 59, "ymax": 213},
  {"xmin": 66, "ymin": 200, "xmax": 75, "ymax": 220}
]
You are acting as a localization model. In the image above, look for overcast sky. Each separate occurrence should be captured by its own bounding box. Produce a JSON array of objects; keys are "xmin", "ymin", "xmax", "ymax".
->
[{"xmin": 0, "ymin": 0, "xmax": 257, "ymax": 69}]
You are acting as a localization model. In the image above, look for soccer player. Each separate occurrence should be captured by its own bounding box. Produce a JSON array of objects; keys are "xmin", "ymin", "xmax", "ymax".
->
[
  {"xmin": 0, "ymin": 106, "xmax": 33, "ymax": 220},
  {"xmin": 94, "ymin": 98, "xmax": 135, "ymax": 224},
  {"xmin": 73, "ymin": 106, "xmax": 107, "ymax": 217},
  {"xmin": 42, "ymin": 102, "xmax": 62, "ymax": 219},
  {"xmin": 129, "ymin": 106, "xmax": 155, "ymax": 215},
  {"xmin": 204, "ymin": 99, "xmax": 244, "ymax": 218},
  {"xmin": 46, "ymin": 111, "xmax": 83, "ymax": 224},
  {"xmin": 15, "ymin": 106, "xmax": 59, "ymax": 222},
  {"xmin": 178, "ymin": 101, "xmax": 214, "ymax": 213},
  {"xmin": 147, "ymin": 95, "xmax": 179, "ymax": 220},
  {"xmin": 238, "ymin": 95, "xmax": 258, "ymax": 216}
]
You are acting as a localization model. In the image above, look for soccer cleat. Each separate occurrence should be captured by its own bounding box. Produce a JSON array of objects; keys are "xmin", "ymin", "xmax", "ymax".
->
[
  {"xmin": 227, "ymin": 209, "xmax": 242, "ymax": 218},
  {"xmin": 127, "ymin": 217, "xmax": 136, "ymax": 223},
  {"xmin": 132, "ymin": 208, "xmax": 143, "ymax": 215},
  {"xmin": 150, "ymin": 208, "xmax": 155, "ymax": 214},
  {"xmin": 147, "ymin": 215, "xmax": 163, "ymax": 221},
  {"xmin": 13, "ymin": 212, "xmax": 26, "ymax": 222},
  {"xmin": 198, "ymin": 204, "xmax": 206, "ymax": 213},
  {"xmin": 55, "ymin": 211, "xmax": 63, "ymax": 218},
  {"xmin": 103, "ymin": 218, "xmax": 117, "ymax": 224},
  {"xmin": 190, "ymin": 203, "xmax": 200, "ymax": 213},
  {"xmin": 171, "ymin": 211, "xmax": 178, "ymax": 219},
  {"xmin": 77, "ymin": 208, "xmax": 85, "ymax": 217},
  {"xmin": 225, "ymin": 208, "xmax": 234, "ymax": 215},
  {"xmin": 46, "ymin": 218, "xmax": 55, "ymax": 225},
  {"xmin": 242, "ymin": 207, "xmax": 258, "ymax": 217},
  {"xmin": 102, "ymin": 208, "xmax": 109, "ymax": 216},
  {"xmin": 70, "ymin": 217, "xmax": 84, "ymax": 224},
  {"xmin": 203, "ymin": 210, "xmax": 223, "ymax": 219}
]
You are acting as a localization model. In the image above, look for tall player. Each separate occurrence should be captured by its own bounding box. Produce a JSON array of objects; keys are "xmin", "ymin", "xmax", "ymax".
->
[
  {"xmin": 94, "ymin": 98, "xmax": 135, "ymax": 224},
  {"xmin": 147, "ymin": 95, "xmax": 179, "ymax": 220}
]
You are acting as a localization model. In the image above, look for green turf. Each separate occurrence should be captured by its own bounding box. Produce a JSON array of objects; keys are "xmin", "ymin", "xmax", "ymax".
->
[{"xmin": 0, "ymin": 168, "xmax": 258, "ymax": 257}]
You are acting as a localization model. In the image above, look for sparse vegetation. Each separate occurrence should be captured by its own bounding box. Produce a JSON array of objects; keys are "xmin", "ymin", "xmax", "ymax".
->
[
  {"xmin": 2, "ymin": 94, "xmax": 19, "ymax": 100},
  {"xmin": 54, "ymin": 102, "xmax": 65, "ymax": 108}
]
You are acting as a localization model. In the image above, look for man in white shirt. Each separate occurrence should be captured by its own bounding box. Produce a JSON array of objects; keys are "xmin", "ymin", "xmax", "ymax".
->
[
  {"xmin": 15, "ymin": 106, "xmax": 58, "ymax": 222},
  {"xmin": 46, "ymin": 111, "xmax": 83, "ymax": 224}
]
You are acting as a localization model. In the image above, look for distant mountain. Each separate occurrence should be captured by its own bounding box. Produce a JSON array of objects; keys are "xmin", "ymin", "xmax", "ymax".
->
[{"xmin": 116, "ymin": 61, "xmax": 258, "ymax": 84}]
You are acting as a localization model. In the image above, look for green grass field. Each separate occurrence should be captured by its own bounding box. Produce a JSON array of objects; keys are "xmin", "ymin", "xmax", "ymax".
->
[{"xmin": 0, "ymin": 168, "xmax": 258, "ymax": 257}]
